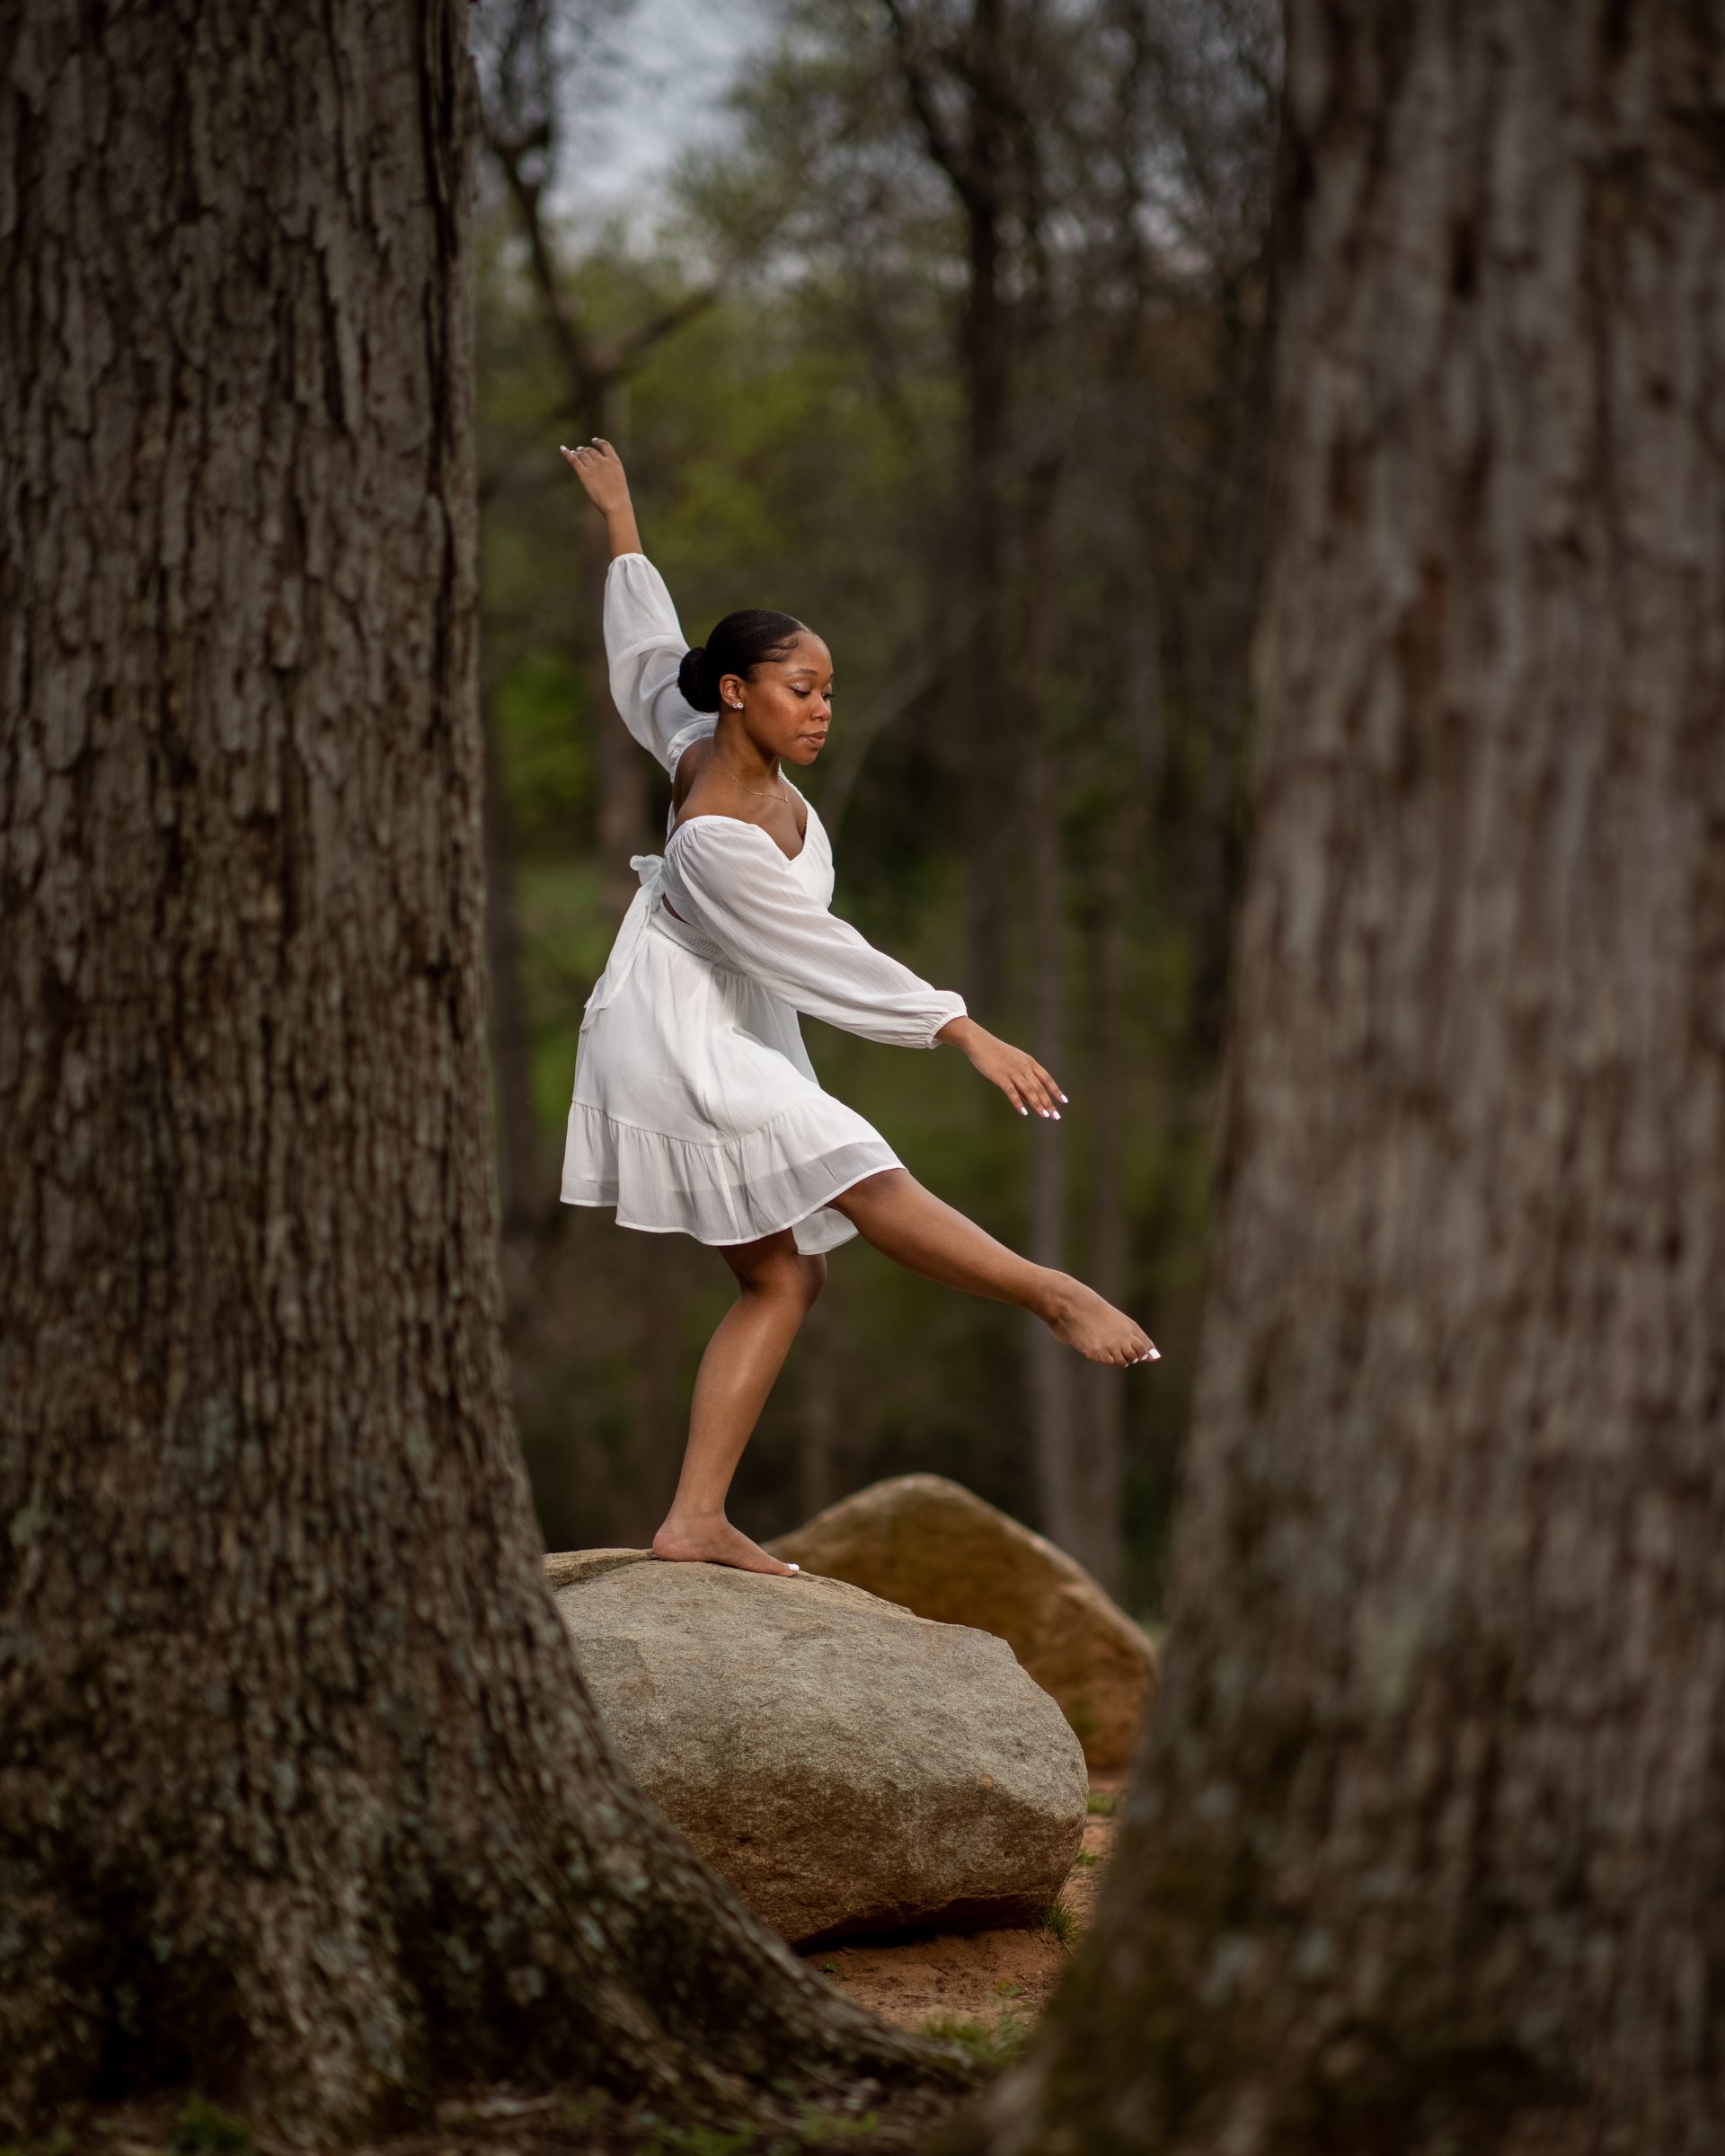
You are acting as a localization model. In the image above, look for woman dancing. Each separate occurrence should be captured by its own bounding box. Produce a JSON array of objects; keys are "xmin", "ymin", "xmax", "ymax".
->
[{"xmin": 559, "ymin": 439, "xmax": 1158, "ymax": 1577}]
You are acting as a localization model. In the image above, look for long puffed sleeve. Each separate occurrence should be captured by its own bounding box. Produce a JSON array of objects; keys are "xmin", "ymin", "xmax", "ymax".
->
[
  {"xmin": 604, "ymin": 552, "xmax": 714, "ymax": 773},
  {"xmin": 663, "ymin": 820, "xmax": 968, "ymax": 1049}
]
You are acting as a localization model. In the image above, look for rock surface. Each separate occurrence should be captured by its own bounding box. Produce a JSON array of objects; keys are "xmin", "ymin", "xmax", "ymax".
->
[
  {"xmin": 768, "ymin": 1474, "xmax": 1158, "ymax": 1770},
  {"xmin": 547, "ymin": 1553, "xmax": 1086, "ymax": 1946}
]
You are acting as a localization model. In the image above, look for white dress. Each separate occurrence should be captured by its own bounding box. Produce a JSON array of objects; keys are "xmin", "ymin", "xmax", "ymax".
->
[{"xmin": 561, "ymin": 552, "xmax": 968, "ymax": 1256}]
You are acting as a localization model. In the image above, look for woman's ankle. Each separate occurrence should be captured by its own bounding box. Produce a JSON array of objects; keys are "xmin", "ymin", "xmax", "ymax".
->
[{"xmin": 1032, "ymin": 1268, "xmax": 1077, "ymax": 1326}]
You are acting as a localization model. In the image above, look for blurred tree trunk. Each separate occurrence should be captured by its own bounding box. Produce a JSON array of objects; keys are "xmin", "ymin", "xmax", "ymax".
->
[
  {"xmin": 1018, "ymin": 456, "xmax": 1079, "ymax": 1556},
  {"xmin": 796, "ymin": 1295, "xmax": 845, "ymax": 1524},
  {"xmin": 967, "ymin": 2, "xmax": 1725, "ymax": 2152},
  {"xmin": 1074, "ymin": 543, "xmax": 1163, "ymax": 1602},
  {"xmin": 0, "ymin": 3, "xmax": 938, "ymax": 2139},
  {"xmin": 880, "ymin": 0, "xmax": 1020, "ymax": 1010}
]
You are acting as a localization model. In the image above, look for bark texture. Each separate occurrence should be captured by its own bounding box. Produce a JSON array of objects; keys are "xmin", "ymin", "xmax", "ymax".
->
[
  {"xmin": 966, "ymin": 3, "xmax": 1725, "ymax": 2152},
  {"xmin": 0, "ymin": 3, "xmax": 939, "ymax": 2140}
]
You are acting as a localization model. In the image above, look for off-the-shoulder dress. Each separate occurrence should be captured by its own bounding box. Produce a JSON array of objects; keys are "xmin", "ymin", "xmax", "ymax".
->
[{"xmin": 561, "ymin": 552, "xmax": 967, "ymax": 1255}]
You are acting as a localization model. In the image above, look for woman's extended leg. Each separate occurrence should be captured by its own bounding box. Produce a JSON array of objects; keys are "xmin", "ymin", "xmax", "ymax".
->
[
  {"xmin": 828, "ymin": 1169, "xmax": 1156, "ymax": 1367},
  {"xmin": 651, "ymin": 1228, "xmax": 824, "ymax": 1576}
]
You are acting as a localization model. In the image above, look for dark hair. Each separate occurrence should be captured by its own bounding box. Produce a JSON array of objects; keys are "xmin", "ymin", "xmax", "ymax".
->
[{"xmin": 677, "ymin": 609, "xmax": 808, "ymax": 711}]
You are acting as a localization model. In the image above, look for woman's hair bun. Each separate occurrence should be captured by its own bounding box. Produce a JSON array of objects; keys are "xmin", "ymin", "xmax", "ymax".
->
[
  {"xmin": 678, "ymin": 608, "xmax": 808, "ymax": 714},
  {"xmin": 678, "ymin": 644, "xmax": 720, "ymax": 711}
]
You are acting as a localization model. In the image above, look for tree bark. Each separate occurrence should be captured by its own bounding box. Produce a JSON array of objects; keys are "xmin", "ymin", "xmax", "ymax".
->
[
  {"xmin": 966, "ymin": 3, "xmax": 1725, "ymax": 2152},
  {"xmin": 0, "ymin": 4, "xmax": 942, "ymax": 2141}
]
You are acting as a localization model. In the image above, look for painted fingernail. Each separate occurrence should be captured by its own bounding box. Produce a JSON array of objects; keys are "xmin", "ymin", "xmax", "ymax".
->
[
  {"xmin": 1058, "ymin": 1092, "xmax": 1069, "ymax": 1103},
  {"xmin": 1052, "ymin": 1110, "xmax": 1061, "ymax": 1120},
  {"xmin": 1150, "ymin": 1348, "xmax": 1161, "ymax": 1360},
  {"xmin": 1019, "ymin": 1105, "xmax": 1028, "ymax": 1115}
]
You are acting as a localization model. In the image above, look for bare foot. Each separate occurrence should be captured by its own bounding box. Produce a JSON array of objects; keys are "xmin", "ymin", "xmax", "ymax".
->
[
  {"xmin": 1043, "ymin": 1275, "xmax": 1160, "ymax": 1367},
  {"xmin": 652, "ymin": 1515, "xmax": 801, "ymax": 1577}
]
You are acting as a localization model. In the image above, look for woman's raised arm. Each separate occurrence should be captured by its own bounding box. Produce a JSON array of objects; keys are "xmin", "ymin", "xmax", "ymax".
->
[
  {"xmin": 561, "ymin": 437, "xmax": 640, "ymax": 559},
  {"xmin": 560, "ymin": 438, "xmax": 711, "ymax": 775}
]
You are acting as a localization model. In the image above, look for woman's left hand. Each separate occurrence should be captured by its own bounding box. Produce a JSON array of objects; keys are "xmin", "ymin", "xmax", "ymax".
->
[
  {"xmin": 560, "ymin": 437, "xmax": 632, "ymax": 515},
  {"xmin": 936, "ymin": 1017, "xmax": 1066, "ymax": 1119}
]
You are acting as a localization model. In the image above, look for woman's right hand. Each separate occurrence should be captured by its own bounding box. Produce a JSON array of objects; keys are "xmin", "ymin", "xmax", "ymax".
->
[
  {"xmin": 560, "ymin": 438, "xmax": 641, "ymax": 557},
  {"xmin": 936, "ymin": 1016, "xmax": 1066, "ymax": 1119}
]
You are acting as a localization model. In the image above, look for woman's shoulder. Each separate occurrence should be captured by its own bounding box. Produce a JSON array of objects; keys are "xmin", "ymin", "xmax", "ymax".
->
[{"xmin": 669, "ymin": 732, "xmax": 716, "ymax": 813}]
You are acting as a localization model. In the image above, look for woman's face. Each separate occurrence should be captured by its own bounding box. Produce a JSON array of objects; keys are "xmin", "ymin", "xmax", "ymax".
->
[{"xmin": 721, "ymin": 632, "xmax": 833, "ymax": 766}]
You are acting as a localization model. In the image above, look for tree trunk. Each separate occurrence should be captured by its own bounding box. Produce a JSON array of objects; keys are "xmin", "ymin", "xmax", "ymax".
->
[
  {"xmin": 482, "ymin": 677, "xmax": 553, "ymax": 1240},
  {"xmin": 968, "ymin": 4, "xmax": 1725, "ymax": 2152},
  {"xmin": 797, "ymin": 1294, "xmax": 845, "ymax": 1526},
  {"xmin": 1073, "ymin": 545, "xmax": 1163, "ymax": 1601},
  {"xmin": 958, "ymin": 146, "xmax": 1013, "ymax": 1012},
  {"xmin": 0, "ymin": 4, "xmax": 942, "ymax": 2141},
  {"xmin": 1019, "ymin": 462, "xmax": 1079, "ymax": 1556}
]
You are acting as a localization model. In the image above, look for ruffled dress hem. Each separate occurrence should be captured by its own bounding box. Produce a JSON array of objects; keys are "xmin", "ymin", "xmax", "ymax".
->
[{"xmin": 561, "ymin": 1095, "xmax": 900, "ymax": 1256}]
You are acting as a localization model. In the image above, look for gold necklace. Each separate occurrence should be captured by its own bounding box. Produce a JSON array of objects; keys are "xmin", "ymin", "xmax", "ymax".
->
[{"xmin": 713, "ymin": 760, "xmax": 788, "ymax": 802}]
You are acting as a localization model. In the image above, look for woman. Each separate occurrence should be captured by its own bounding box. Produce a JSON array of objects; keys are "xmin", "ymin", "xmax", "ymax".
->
[{"xmin": 559, "ymin": 438, "xmax": 1158, "ymax": 1577}]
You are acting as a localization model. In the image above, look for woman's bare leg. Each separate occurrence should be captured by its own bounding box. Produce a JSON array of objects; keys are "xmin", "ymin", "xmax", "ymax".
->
[
  {"xmin": 651, "ymin": 1228, "xmax": 824, "ymax": 1575},
  {"xmin": 828, "ymin": 1169, "xmax": 1157, "ymax": 1367}
]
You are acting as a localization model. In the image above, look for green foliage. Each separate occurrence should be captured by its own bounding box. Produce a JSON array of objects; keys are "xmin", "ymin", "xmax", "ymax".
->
[
  {"xmin": 165, "ymin": 2096, "xmax": 255, "ymax": 2154},
  {"xmin": 640, "ymin": 2127, "xmax": 763, "ymax": 2156},
  {"xmin": 635, "ymin": 2117, "xmax": 883, "ymax": 2156},
  {"xmin": 1086, "ymin": 1789, "xmax": 1120, "ymax": 1816},
  {"xmin": 1041, "ymin": 1895, "xmax": 1078, "ymax": 1948},
  {"xmin": 918, "ymin": 2008, "xmax": 1031, "ymax": 2075},
  {"xmin": 493, "ymin": 649, "xmax": 591, "ymax": 838}
]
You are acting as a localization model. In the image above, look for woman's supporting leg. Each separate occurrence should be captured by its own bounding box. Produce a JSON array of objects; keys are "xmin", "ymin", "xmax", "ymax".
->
[
  {"xmin": 828, "ymin": 1169, "xmax": 1156, "ymax": 1367},
  {"xmin": 652, "ymin": 1228, "xmax": 825, "ymax": 1575}
]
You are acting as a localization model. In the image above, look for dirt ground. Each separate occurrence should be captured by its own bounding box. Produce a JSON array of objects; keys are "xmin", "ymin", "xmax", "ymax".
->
[{"xmin": 799, "ymin": 1778, "xmax": 1124, "ymax": 2046}]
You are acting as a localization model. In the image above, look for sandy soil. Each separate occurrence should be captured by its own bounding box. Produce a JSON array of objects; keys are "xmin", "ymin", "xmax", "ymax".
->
[{"xmin": 800, "ymin": 1779, "xmax": 1123, "ymax": 2042}]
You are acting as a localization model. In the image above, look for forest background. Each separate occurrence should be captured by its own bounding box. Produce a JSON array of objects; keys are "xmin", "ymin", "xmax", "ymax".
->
[{"xmin": 477, "ymin": 0, "xmax": 1279, "ymax": 1609}]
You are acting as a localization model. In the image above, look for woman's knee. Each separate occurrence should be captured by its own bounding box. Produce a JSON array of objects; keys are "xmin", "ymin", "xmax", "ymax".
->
[{"xmin": 729, "ymin": 1238, "xmax": 826, "ymax": 1311}]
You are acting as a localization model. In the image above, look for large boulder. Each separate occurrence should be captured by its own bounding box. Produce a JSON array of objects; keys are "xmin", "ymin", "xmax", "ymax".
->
[
  {"xmin": 768, "ymin": 1474, "xmax": 1158, "ymax": 1771},
  {"xmin": 547, "ymin": 1551, "xmax": 1085, "ymax": 1946}
]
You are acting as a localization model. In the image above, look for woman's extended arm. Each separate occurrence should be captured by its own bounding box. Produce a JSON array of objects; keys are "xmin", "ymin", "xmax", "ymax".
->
[
  {"xmin": 666, "ymin": 822, "xmax": 1065, "ymax": 1114},
  {"xmin": 665, "ymin": 819, "xmax": 964, "ymax": 1048}
]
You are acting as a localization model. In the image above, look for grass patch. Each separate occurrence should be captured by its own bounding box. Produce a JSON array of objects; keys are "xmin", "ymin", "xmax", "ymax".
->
[
  {"xmin": 795, "ymin": 2111, "xmax": 883, "ymax": 2146},
  {"xmin": 1071, "ymin": 1848, "xmax": 1100, "ymax": 1868},
  {"xmin": 167, "ymin": 2098, "xmax": 255, "ymax": 2154},
  {"xmin": 1041, "ymin": 1895, "xmax": 1077, "ymax": 1948},
  {"xmin": 1085, "ymin": 1789, "xmax": 1119, "ymax": 1816},
  {"xmin": 919, "ymin": 2008, "xmax": 1030, "ymax": 2076}
]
